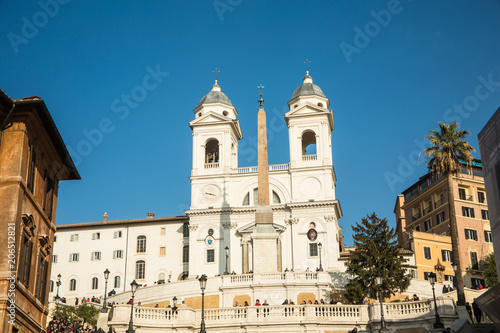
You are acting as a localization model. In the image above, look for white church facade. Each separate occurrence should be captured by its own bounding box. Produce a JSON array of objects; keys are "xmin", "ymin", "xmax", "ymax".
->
[{"xmin": 49, "ymin": 72, "xmax": 345, "ymax": 301}]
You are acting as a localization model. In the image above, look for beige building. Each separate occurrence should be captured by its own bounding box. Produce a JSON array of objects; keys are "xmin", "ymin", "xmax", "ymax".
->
[
  {"xmin": 394, "ymin": 161, "xmax": 494, "ymax": 289},
  {"xmin": 0, "ymin": 91, "xmax": 79, "ymax": 333}
]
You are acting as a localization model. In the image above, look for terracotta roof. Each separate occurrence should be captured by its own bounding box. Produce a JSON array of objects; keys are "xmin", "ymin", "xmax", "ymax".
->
[{"xmin": 57, "ymin": 215, "xmax": 187, "ymax": 230}]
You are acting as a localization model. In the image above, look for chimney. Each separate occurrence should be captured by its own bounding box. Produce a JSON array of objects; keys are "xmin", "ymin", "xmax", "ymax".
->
[
  {"xmin": 147, "ymin": 212, "xmax": 155, "ymax": 218},
  {"xmin": 103, "ymin": 212, "xmax": 108, "ymax": 223}
]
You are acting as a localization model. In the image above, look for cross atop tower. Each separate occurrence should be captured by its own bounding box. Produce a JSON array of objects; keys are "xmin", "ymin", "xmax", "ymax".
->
[
  {"xmin": 257, "ymin": 84, "xmax": 265, "ymax": 107},
  {"xmin": 213, "ymin": 67, "xmax": 220, "ymax": 83},
  {"xmin": 304, "ymin": 59, "xmax": 311, "ymax": 75}
]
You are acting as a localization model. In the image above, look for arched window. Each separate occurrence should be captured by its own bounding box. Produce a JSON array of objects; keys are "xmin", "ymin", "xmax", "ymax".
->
[
  {"xmin": 70, "ymin": 279, "xmax": 77, "ymax": 291},
  {"xmin": 205, "ymin": 139, "xmax": 219, "ymax": 164},
  {"xmin": 50, "ymin": 280, "xmax": 54, "ymax": 293},
  {"xmin": 302, "ymin": 131, "xmax": 317, "ymax": 156},
  {"xmin": 136, "ymin": 260, "xmax": 145, "ymax": 279},
  {"xmin": 242, "ymin": 188, "xmax": 281, "ymax": 205},
  {"xmin": 137, "ymin": 235, "xmax": 146, "ymax": 253},
  {"xmin": 92, "ymin": 277, "xmax": 98, "ymax": 290},
  {"xmin": 272, "ymin": 191, "xmax": 281, "ymax": 204},
  {"xmin": 114, "ymin": 276, "xmax": 121, "ymax": 288},
  {"xmin": 182, "ymin": 246, "xmax": 189, "ymax": 263}
]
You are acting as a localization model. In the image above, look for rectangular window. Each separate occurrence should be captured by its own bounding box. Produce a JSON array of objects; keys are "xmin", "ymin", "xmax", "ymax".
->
[
  {"xmin": 18, "ymin": 235, "xmax": 33, "ymax": 287},
  {"xmin": 136, "ymin": 261, "xmax": 145, "ymax": 279},
  {"xmin": 471, "ymin": 278, "xmax": 485, "ymax": 289},
  {"xmin": 113, "ymin": 250, "xmax": 123, "ymax": 259},
  {"xmin": 309, "ymin": 243, "xmax": 318, "ymax": 257},
  {"xmin": 207, "ymin": 249, "xmax": 215, "ymax": 263},
  {"xmin": 35, "ymin": 255, "xmax": 48, "ymax": 302},
  {"xmin": 465, "ymin": 229, "xmax": 478, "ymax": 241},
  {"xmin": 42, "ymin": 171, "xmax": 54, "ymax": 220},
  {"xmin": 478, "ymin": 191, "xmax": 486, "ymax": 203},
  {"xmin": 423, "ymin": 246, "xmax": 432, "ymax": 260},
  {"xmin": 92, "ymin": 232, "xmax": 100, "ymax": 240},
  {"xmin": 27, "ymin": 143, "xmax": 37, "ymax": 193},
  {"xmin": 424, "ymin": 219, "xmax": 432, "ymax": 231},
  {"xmin": 70, "ymin": 234, "xmax": 79, "ymax": 242},
  {"xmin": 484, "ymin": 230, "xmax": 492, "ymax": 242},
  {"xmin": 183, "ymin": 223, "xmax": 189, "ymax": 237},
  {"xmin": 52, "ymin": 255, "xmax": 58, "ymax": 263},
  {"xmin": 54, "ymin": 236, "xmax": 57, "ymax": 242},
  {"xmin": 409, "ymin": 269, "xmax": 418, "ymax": 279},
  {"xmin": 69, "ymin": 253, "xmax": 79, "ymax": 262},
  {"xmin": 113, "ymin": 231, "xmax": 122, "ymax": 239},
  {"xmin": 182, "ymin": 246, "xmax": 189, "ymax": 263},
  {"xmin": 415, "ymin": 225, "xmax": 420, "ymax": 231},
  {"xmin": 445, "ymin": 275, "xmax": 455, "ymax": 284},
  {"xmin": 481, "ymin": 210, "xmax": 489, "ymax": 220},
  {"xmin": 424, "ymin": 272, "xmax": 431, "ymax": 280},
  {"xmin": 436, "ymin": 211, "xmax": 445, "ymax": 224},
  {"xmin": 91, "ymin": 251, "xmax": 101, "ymax": 261},
  {"xmin": 441, "ymin": 250, "xmax": 453, "ymax": 262},
  {"xmin": 160, "ymin": 228, "xmax": 166, "ymax": 236},
  {"xmin": 470, "ymin": 252, "xmax": 479, "ymax": 270},
  {"xmin": 159, "ymin": 247, "xmax": 166, "ymax": 256},
  {"xmin": 462, "ymin": 207, "xmax": 475, "ymax": 218},
  {"xmin": 459, "ymin": 188, "xmax": 466, "ymax": 200}
]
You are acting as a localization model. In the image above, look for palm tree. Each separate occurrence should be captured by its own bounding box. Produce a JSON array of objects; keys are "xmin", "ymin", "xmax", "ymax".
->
[{"xmin": 425, "ymin": 122, "xmax": 475, "ymax": 305}]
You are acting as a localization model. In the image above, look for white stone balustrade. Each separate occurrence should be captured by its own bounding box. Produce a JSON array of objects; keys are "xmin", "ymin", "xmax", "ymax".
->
[
  {"xmin": 108, "ymin": 298, "xmax": 457, "ymax": 332},
  {"xmin": 236, "ymin": 163, "xmax": 290, "ymax": 174},
  {"xmin": 302, "ymin": 154, "xmax": 318, "ymax": 161}
]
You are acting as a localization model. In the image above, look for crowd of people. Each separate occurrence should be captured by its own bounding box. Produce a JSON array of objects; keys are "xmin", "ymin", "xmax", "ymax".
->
[{"xmin": 46, "ymin": 319, "xmax": 113, "ymax": 333}]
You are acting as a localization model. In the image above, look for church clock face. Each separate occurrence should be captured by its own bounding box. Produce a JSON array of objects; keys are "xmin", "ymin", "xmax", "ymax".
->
[{"xmin": 203, "ymin": 184, "xmax": 221, "ymax": 201}]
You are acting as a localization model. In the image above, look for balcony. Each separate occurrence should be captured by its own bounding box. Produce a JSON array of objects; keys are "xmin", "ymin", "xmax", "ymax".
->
[
  {"xmin": 236, "ymin": 163, "xmax": 290, "ymax": 174},
  {"xmin": 459, "ymin": 195, "xmax": 473, "ymax": 201},
  {"xmin": 412, "ymin": 212, "xmax": 421, "ymax": 222},
  {"xmin": 423, "ymin": 206, "xmax": 432, "ymax": 215},
  {"xmin": 302, "ymin": 154, "xmax": 317, "ymax": 161},
  {"xmin": 435, "ymin": 198, "xmax": 444, "ymax": 207},
  {"xmin": 205, "ymin": 162, "xmax": 219, "ymax": 169}
]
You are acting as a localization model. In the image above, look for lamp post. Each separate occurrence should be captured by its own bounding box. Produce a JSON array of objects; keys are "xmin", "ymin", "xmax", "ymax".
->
[
  {"xmin": 428, "ymin": 272, "xmax": 444, "ymax": 329},
  {"xmin": 101, "ymin": 269, "xmax": 110, "ymax": 313},
  {"xmin": 224, "ymin": 246, "xmax": 230, "ymax": 275},
  {"xmin": 318, "ymin": 242, "xmax": 323, "ymax": 271},
  {"xmin": 126, "ymin": 280, "xmax": 139, "ymax": 333},
  {"xmin": 199, "ymin": 274, "xmax": 207, "ymax": 333},
  {"xmin": 55, "ymin": 274, "xmax": 61, "ymax": 300},
  {"xmin": 375, "ymin": 271, "xmax": 387, "ymax": 333}
]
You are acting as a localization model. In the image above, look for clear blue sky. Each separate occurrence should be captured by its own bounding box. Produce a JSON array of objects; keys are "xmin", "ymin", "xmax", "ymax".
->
[{"xmin": 2, "ymin": 1, "xmax": 500, "ymax": 246}]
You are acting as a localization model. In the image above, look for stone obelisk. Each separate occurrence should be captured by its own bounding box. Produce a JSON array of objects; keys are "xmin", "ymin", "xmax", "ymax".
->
[{"xmin": 252, "ymin": 85, "xmax": 279, "ymax": 273}]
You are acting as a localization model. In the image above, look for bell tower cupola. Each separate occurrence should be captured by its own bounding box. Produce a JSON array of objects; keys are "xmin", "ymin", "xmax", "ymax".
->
[
  {"xmin": 189, "ymin": 79, "xmax": 242, "ymax": 176},
  {"xmin": 285, "ymin": 72, "xmax": 334, "ymax": 169}
]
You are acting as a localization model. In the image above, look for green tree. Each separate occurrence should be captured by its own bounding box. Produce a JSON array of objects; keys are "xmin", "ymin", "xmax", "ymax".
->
[
  {"xmin": 75, "ymin": 302, "xmax": 100, "ymax": 326},
  {"xmin": 484, "ymin": 252, "xmax": 498, "ymax": 287},
  {"xmin": 425, "ymin": 122, "xmax": 475, "ymax": 305},
  {"xmin": 345, "ymin": 213, "xmax": 411, "ymax": 303},
  {"xmin": 52, "ymin": 304, "xmax": 77, "ymax": 323}
]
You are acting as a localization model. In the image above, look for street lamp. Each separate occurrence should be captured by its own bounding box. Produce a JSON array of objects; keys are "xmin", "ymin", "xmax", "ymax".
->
[
  {"xmin": 199, "ymin": 274, "xmax": 207, "ymax": 333},
  {"xmin": 375, "ymin": 271, "xmax": 387, "ymax": 333},
  {"xmin": 224, "ymin": 246, "xmax": 230, "ymax": 275},
  {"xmin": 428, "ymin": 272, "xmax": 444, "ymax": 329},
  {"xmin": 55, "ymin": 274, "xmax": 61, "ymax": 300},
  {"xmin": 318, "ymin": 242, "xmax": 323, "ymax": 271},
  {"xmin": 101, "ymin": 269, "xmax": 110, "ymax": 313},
  {"xmin": 126, "ymin": 280, "xmax": 139, "ymax": 333}
]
